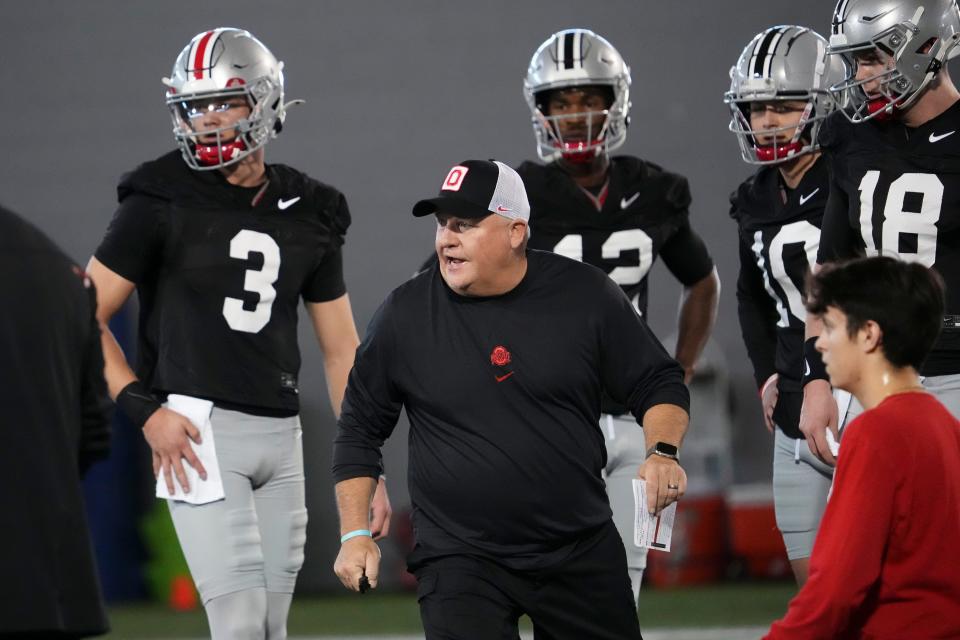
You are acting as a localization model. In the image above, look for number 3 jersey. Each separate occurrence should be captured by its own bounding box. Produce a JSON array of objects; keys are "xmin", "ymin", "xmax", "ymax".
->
[
  {"xmin": 95, "ymin": 150, "xmax": 350, "ymax": 414},
  {"xmin": 730, "ymin": 158, "xmax": 829, "ymax": 439},
  {"xmin": 818, "ymin": 105, "xmax": 960, "ymax": 375},
  {"xmin": 517, "ymin": 156, "xmax": 714, "ymax": 318}
]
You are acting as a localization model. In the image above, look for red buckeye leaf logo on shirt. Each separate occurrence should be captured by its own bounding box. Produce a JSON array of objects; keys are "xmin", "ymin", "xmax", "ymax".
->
[{"xmin": 490, "ymin": 345, "xmax": 511, "ymax": 367}]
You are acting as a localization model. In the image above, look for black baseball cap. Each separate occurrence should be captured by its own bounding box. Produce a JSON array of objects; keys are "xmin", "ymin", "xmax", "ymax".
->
[{"xmin": 412, "ymin": 159, "xmax": 530, "ymax": 221}]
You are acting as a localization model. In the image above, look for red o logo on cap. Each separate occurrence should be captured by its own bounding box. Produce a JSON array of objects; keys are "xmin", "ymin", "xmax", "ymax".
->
[{"xmin": 441, "ymin": 165, "xmax": 469, "ymax": 192}]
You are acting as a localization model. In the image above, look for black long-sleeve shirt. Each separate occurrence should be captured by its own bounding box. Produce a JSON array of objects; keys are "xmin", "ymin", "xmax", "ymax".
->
[
  {"xmin": 333, "ymin": 249, "xmax": 688, "ymax": 570},
  {"xmin": 0, "ymin": 205, "xmax": 111, "ymax": 635}
]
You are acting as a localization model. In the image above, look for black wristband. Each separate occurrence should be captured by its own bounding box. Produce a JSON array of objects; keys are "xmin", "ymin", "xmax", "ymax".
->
[
  {"xmin": 801, "ymin": 337, "xmax": 829, "ymax": 387},
  {"xmin": 116, "ymin": 380, "xmax": 162, "ymax": 428}
]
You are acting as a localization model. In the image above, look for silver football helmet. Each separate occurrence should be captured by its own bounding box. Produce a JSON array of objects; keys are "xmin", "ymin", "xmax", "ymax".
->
[
  {"xmin": 829, "ymin": 0, "xmax": 960, "ymax": 122},
  {"xmin": 725, "ymin": 26, "xmax": 846, "ymax": 165},
  {"xmin": 523, "ymin": 29, "xmax": 631, "ymax": 163},
  {"xmin": 163, "ymin": 28, "xmax": 299, "ymax": 170}
]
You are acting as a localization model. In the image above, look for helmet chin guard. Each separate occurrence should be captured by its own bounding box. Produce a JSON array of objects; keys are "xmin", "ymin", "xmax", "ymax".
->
[
  {"xmin": 754, "ymin": 141, "xmax": 804, "ymax": 163},
  {"xmin": 555, "ymin": 140, "xmax": 603, "ymax": 164},
  {"xmin": 194, "ymin": 138, "xmax": 248, "ymax": 167}
]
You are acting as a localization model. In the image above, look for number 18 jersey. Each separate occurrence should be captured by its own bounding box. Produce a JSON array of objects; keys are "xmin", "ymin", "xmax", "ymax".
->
[
  {"xmin": 95, "ymin": 151, "xmax": 351, "ymax": 413},
  {"xmin": 818, "ymin": 105, "xmax": 960, "ymax": 375}
]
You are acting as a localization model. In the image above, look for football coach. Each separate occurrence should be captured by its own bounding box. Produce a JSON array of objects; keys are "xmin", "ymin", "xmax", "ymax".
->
[{"xmin": 331, "ymin": 160, "xmax": 689, "ymax": 639}]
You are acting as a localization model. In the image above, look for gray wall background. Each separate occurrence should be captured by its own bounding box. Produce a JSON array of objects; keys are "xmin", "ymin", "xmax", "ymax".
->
[{"xmin": 1, "ymin": 0, "xmax": 846, "ymax": 591}]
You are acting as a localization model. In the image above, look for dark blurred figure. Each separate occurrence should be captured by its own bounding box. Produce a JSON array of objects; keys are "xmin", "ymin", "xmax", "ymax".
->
[{"xmin": 0, "ymin": 205, "xmax": 112, "ymax": 638}]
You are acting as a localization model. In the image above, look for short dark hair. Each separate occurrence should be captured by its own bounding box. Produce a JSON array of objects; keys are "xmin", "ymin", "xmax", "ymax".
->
[{"xmin": 805, "ymin": 256, "xmax": 945, "ymax": 369}]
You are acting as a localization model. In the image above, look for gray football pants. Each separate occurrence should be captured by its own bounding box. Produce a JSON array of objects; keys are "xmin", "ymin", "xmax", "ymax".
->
[
  {"xmin": 601, "ymin": 414, "xmax": 647, "ymax": 606},
  {"xmin": 167, "ymin": 407, "xmax": 308, "ymax": 637}
]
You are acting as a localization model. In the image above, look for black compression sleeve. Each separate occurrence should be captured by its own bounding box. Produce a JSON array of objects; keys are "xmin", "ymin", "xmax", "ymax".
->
[{"xmin": 660, "ymin": 220, "xmax": 715, "ymax": 286}]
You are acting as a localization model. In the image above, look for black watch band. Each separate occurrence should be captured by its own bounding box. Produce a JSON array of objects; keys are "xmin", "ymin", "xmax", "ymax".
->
[{"xmin": 646, "ymin": 442, "xmax": 679, "ymax": 461}]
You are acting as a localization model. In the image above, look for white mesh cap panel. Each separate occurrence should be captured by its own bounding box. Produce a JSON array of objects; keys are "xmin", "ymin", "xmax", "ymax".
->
[{"xmin": 487, "ymin": 161, "xmax": 530, "ymax": 221}]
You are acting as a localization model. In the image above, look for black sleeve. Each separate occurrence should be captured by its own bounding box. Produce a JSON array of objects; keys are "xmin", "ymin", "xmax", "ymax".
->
[
  {"xmin": 659, "ymin": 218, "xmax": 715, "ymax": 285},
  {"xmin": 78, "ymin": 279, "xmax": 112, "ymax": 475},
  {"xmin": 302, "ymin": 244, "xmax": 347, "ymax": 302},
  {"xmin": 736, "ymin": 233, "xmax": 779, "ymax": 389},
  {"xmin": 331, "ymin": 297, "xmax": 404, "ymax": 482},
  {"xmin": 303, "ymin": 192, "xmax": 350, "ymax": 302},
  {"xmin": 598, "ymin": 278, "xmax": 690, "ymax": 419},
  {"xmin": 816, "ymin": 154, "xmax": 859, "ymax": 264},
  {"xmin": 94, "ymin": 194, "xmax": 166, "ymax": 283}
]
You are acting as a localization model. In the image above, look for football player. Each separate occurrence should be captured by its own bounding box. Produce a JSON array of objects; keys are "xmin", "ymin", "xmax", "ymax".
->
[
  {"xmin": 85, "ymin": 28, "xmax": 391, "ymax": 639},
  {"xmin": 520, "ymin": 28, "xmax": 720, "ymax": 603},
  {"xmin": 725, "ymin": 25, "xmax": 846, "ymax": 585},
  {"xmin": 801, "ymin": 0, "xmax": 960, "ymax": 465}
]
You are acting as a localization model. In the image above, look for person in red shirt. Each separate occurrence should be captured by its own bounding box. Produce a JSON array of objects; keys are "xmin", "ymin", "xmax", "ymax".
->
[{"xmin": 765, "ymin": 256, "xmax": 960, "ymax": 639}]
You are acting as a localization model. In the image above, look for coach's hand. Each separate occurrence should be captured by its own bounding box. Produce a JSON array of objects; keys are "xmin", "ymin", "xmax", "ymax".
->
[
  {"xmin": 142, "ymin": 407, "xmax": 207, "ymax": 493},
  {"xmin": 334, "ymin": 536, "xmax": 381, "ymax": 592},
  {"xmin": 639, "ymin": 456, "xmax": 687, "ymax": 516},
  {"xmin": 370, "ymin": 477, "xmax": 393, "ymax": 540},
  {"xmin": 799, "ymin": 379, "xmax": 838, "ymax": 466}
]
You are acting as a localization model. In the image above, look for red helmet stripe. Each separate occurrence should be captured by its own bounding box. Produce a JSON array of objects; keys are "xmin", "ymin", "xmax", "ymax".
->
[{"xmin": 192, "ymin": 30, "xmax": 216, "ymax": 80}]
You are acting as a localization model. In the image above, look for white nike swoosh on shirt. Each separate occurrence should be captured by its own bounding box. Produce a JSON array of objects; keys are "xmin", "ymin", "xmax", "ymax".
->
[
  {"xmin": 805, "ymin": 360, "xmax": 811, "ymax": 376},
  {"xmin": 278, "ymin": 197, "xmax": 301, "ymax": 210},
  {"xmin": 620, "ymin": 192, "xmax": 640, "ymax": 209},
  {"xmin": 929, "ymin": 131, "xmax": 955, "ymax": 143},
  {"xmin": 799, "ymin": 188, "xmax": 820, "ymax": 206}
]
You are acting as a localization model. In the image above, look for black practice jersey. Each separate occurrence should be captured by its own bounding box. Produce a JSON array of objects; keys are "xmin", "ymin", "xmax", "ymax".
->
[
  {"xmin": 818, "ymin": 105, "xmax": 960, "ymax": 375},
  {"xmin": 517, "ymin": 156, "xmax": 714, "ymax": 317},
  {"xmin": 731, "ymin": 158, "xmax": 830, "ymax": 438},
  {"xmin": 95, "ymin": 150, "xmax": 350, "ymax": 413},
  {"xmin": 333, "ymin": 250, "xmax": 688, "ymax": 570}
]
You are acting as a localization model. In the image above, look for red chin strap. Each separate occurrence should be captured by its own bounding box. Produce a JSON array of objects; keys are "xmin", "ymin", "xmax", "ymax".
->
[
  {"xmin": 194, "ymin": 138, "xmax": 247, "ymax": 166},
  {"xmin": 866, "ymin": 95, "xmax": 905, "ymax": 122},
  {"xmin": 555, "ymin": 140, "xmax": 602, "ymax": 164},
  {"xmin": 755, "ymin": 141, "xmax": 803, "ymax": 162}
]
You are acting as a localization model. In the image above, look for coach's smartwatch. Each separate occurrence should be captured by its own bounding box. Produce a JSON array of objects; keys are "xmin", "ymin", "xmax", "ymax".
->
[{"xmin": 646, "ymin": 442, "xmax": 680, "ymax": 462}]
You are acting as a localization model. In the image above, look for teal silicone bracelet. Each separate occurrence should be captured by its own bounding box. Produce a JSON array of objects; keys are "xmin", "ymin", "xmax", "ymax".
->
[{"xmin": 340, "ymin": 529, "xmax": 372, "ymax": 543}]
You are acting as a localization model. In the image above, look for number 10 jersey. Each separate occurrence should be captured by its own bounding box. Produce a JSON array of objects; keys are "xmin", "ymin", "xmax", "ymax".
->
[
  {"xmin": 818, "ymin": 105, "xmax": 960, "ymax": 375},
  {"xmin": 95, "ymin": 151, "xmax": 351, "ymax": 413}
]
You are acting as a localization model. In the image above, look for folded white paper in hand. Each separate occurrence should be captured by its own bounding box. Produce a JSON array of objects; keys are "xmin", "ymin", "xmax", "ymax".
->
[
  {"xmin": 633, "ymin": 478, "xmax": 677, "ymax": 551},
  {"xmin": 155, "ymin": 394, "xmax": 225, "ymax": 505}
]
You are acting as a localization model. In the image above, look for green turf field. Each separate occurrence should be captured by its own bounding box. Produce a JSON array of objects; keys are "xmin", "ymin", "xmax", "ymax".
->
[{"xmin": 104, "ymin": 582, "xmax": 796, "ymax": 637}]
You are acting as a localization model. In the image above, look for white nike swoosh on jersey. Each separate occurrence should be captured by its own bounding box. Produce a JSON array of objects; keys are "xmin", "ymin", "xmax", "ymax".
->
[
  {"xmin": 799, "ymin": 188, "xmax": 820, "ymax": 206},
  {"xmin": 278, "ymin": 197, "xmax": 301, "ymax": 210},
  {"xmin": 620, "ymin": 192, "xmax": 640, "ymax": 209},
  {"xmin": 805, "ymin": 360, "xmax": 811, "ymax": 376},
  {"xmin": 929, "ymin": 131, "xmax": 956, "ymax": 143}
]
